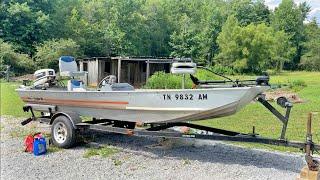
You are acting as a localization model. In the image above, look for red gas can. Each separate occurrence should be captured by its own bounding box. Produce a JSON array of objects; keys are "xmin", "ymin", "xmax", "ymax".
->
[{"xmin": 24, "ymin": 135, "xmax": 34, "ymax": 152}]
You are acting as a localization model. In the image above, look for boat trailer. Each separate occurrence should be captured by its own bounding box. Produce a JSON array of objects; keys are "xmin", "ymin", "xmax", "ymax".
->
[{"xmin": 21, "ymin": 95, "xmax": 320, "ymax": 173}]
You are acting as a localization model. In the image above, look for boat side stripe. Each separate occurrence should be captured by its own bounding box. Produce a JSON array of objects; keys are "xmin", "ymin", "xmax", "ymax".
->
[
  {"xmin": 126, "ymin": 107, "xmax": 203, "ymax": 111},
  {"xmin": 21, "ymin": 97, "xmax": 128, "ymax": 105},
  {"xmin": 22, "ymin": 100, "xmax": 126, "ymax": 110}
]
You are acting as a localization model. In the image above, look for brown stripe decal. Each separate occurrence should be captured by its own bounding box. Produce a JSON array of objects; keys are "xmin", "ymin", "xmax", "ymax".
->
[{"xmin": 21, "ymin": 97, "xmax": 128, "ymax": 110}]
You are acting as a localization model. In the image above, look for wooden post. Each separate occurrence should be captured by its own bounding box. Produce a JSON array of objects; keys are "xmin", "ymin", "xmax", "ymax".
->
[
  {"xmin": 117, "ymin": 58, "xmax": 121, "ymax": 83},
  {"xmin": 96, "ymin": 58, "xmax": 99, "ymax": 84},
  {"xmin": 146, "ymin": 60, "xmax": 150, "ymax": 82},
  {"xmin": 79, "ymin": 61, "xmax": 83, "ymax": 71}
]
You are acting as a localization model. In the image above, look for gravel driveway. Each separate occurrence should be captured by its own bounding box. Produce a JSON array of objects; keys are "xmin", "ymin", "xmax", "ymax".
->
[{"xmin": 0, "ymin": 116, "xmax": 306, "ymax": 180}]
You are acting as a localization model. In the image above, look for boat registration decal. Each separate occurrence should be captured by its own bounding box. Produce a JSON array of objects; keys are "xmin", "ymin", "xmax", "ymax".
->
[{"xmin": 163, "ymin": 94, "xmax": 207, "ymax": 101}]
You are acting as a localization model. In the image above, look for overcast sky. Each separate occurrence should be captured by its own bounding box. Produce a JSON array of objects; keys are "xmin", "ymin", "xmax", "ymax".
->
[{"xmin": 264, "ymin": 0, "xmax": 320, "ymax": 23}]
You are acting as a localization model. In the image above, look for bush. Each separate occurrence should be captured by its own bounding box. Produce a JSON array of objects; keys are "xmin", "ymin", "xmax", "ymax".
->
[
  {"xmin": 299, "ymin": 58, "xmax": 320, "ymax": 71},
  {"xmin": 144, "ymin": 71, "xmax": 193, "ymax": 89},
  {"xmin": 210, "ymin": 65, "xmax": 235, "ymax": 75},
  {"xmin": 0, "ymin": 39, "xmax": 34, "ymax": 75},
  {"xmin": 34, "ymin": 38, "xmax": 81, "ymax": 70},
  {"xmin": 145, "ymin": 69, "xmax": 227, "ymax": 89},
  {"xmin": 288, "ymin": 79, "xmax": 307, "ymax": 91}
]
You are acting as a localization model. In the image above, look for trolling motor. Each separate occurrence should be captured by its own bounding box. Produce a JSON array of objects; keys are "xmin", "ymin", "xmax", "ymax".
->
[
  {"xmin": 190, "ymin": 67, "xmax": 270, "ymax": 88},
  {"xmin": 255, "ymin": 72, "xmax": 269, "ymax": 86}
]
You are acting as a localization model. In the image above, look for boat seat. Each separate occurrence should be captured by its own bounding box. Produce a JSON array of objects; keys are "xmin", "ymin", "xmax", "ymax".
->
[
  {"xmin": 100, "ymin": 83, "xmax": 134, "ymax": 91},
  {"xmin": 111, "ymin": 83, "xmax": 134, "ymax": 91},
  {"xmin": 59, "ymin": 56, "xmax": 86, "ymax": 77},
  {"xmin": 67, "ymin": 79, "xmax": 86, "ymax": 91}
]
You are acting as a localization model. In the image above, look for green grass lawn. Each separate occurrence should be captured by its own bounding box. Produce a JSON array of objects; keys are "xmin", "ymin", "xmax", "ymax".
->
[
  {"xmin": 1, "ymin": 71, "xmax": 319, "ymax": 152},
  {"xmin": 0, "ymin": 81, "xmax": 29, "ymax": 117}
]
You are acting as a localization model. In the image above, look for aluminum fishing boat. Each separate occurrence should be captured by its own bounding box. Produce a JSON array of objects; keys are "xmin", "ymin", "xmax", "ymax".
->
[
  {"xmin": 19, "ymin": 56, "xmax": 313, "ymax": 152},
  {"xmin": 16, "ymin": 56, "xmax": 270, "ymax": 124}
]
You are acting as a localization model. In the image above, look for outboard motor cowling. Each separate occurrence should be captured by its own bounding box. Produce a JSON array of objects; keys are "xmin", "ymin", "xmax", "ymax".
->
[{"xmin": 33, "ymin": 69, "xmax": 56, "ymax": 88}]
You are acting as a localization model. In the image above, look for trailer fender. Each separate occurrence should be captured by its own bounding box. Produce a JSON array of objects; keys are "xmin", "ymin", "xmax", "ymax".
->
[{"xmin": 50, "ymin": 112, "xmax": 81, "ymax": 129}]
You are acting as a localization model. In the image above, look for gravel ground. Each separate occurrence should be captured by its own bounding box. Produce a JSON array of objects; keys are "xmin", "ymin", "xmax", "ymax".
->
[{"xmin": 0, "ymin": 116, "xmax": 307, "ymax": 180}]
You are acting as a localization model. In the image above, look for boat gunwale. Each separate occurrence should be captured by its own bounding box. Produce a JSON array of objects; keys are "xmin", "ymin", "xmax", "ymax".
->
[{"xmin": 15, "ymin": 86, "xmax": 268, "ymax": 93}]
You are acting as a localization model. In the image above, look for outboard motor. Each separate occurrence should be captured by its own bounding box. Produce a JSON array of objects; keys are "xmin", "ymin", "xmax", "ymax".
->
[{"xmin": 33, "ymin": 69, "xmax": 56, "ymax": 88}]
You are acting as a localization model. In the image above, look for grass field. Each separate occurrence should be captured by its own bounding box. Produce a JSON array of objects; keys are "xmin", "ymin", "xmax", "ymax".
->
[
  {"xmin": 0, "ymin": 81, "xmax": 29, "ymax": 117},
  {"xmin": 1, "ymin": 71, "xmax": 319, "ymax": 152}
]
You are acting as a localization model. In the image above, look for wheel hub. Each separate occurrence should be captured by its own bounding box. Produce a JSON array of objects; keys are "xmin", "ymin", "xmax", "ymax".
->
[{"xmin": 53, "ymin": 122, "xmax": 67, "ymax": 144}]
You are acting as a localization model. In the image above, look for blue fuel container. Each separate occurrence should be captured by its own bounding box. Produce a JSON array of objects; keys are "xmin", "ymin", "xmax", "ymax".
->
[{"xmin": 33, "ymin": 137, "xmax": 47, "ymax": 156}]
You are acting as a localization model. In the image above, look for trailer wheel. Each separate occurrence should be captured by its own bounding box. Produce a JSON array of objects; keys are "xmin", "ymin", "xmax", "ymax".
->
[{"xmin": 51, "ymin": 115, "xmax": 76, "ymax": 148}]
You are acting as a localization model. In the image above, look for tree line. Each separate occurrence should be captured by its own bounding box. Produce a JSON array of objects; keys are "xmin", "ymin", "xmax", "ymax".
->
[{"xmin": 0, "ymin": 0, "xmax": 319, "ymax": 75}]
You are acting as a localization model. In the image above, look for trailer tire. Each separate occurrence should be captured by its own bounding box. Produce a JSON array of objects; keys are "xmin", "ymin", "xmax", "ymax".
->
[{"xmin": 51, "ymin": 115, "xmax": 77, "ymax": 148}]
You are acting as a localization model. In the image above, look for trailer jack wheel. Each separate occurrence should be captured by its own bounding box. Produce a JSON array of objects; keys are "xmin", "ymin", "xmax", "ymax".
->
[{"xmin": 51, "ymin": 115, "xmax": 76, "ymax": 148}]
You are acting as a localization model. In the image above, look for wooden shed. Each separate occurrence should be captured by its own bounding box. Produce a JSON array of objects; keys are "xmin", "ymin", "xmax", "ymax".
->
[{"xmin": 77, "ymin": 57, "xmax": 192, "ymax": 87}]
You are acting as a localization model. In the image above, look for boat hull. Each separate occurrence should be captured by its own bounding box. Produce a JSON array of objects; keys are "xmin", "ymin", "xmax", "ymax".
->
[{"xmin": 16, "ymin": 87, "xmax": 269, "ymax": 123}]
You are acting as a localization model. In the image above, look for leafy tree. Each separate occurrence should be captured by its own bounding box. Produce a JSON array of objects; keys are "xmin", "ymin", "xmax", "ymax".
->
[
  {"xmin": 64, "ymin": 0, "xmax": 113, "ymax": 57},
  {"xmin": 0, "ymin": 39, "xmax": 34, "ymax": 74},
  {"xmin": 271, "ymin": 31, "xmax": 295, "ymax": 71},
  {"xmin": 0, "ymin": 2, "xmax": 51, "ymax": 56},
  {"xmin": 141, "ymin": 0, "xmax": 173, "ymax": 57},
  {"xmin": 298, "ymin": 1, "xmax": 311, "ymax": 20},
  {"xmin": 168, "ymin": 0, "xmax": 229, "ymax": 64},
  {"xmin": 0, "ymin": 0, "xmax": 317, "ymax": 74},
  {"xmin": 217, "ymin": 16, "xmax": 293, "ymax": 73},
  {"xmin": 194, "ymin": 0, "xmax": 229, "ymax": 65},
  {"xmin": 300, "ymin": 19, "xmax": 320, "ymax": 71},
  {"xmin": 230, "ymin": 0, "xmax": 270, "ymax": 26},
  {"xmin": 271, "ymin": 0, "xmax": 308, "ymax": 69},
  {"xmin": 169, "ymin": 15, "xmax": 201, "ymax": 59},
  {"xmin": 34, "ymin": 38, "xmax": 81, "ymax": 70}
]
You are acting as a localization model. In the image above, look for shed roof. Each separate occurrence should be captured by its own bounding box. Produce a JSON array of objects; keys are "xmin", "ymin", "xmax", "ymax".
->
[{"xmin": 77, "ymin": 56, "xmax": 192, "ymax": 63}]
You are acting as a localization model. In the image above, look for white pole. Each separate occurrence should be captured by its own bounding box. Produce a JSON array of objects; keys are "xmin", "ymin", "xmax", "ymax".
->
[{"xmin": 182, "ymin": 74, "xmax": 185, "ymax": 89}]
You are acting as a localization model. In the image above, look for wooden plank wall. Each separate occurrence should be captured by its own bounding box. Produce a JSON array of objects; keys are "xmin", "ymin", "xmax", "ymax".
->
[{"xmin": 88, "ymin": 60, "xmax": 98, "ymax": 86}]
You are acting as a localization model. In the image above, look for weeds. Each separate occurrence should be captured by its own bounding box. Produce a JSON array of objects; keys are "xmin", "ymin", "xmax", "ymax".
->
[
  {"xmin": 112, "ymin": 158, "xmax": 123, "ymax": 166},
  {"xmin": 47, "ymin": 145, "xmax": 62, "ymax": 153},
  {"xmin": 288, "ymin": 79, "xmax": 307, "ymax": 91},
  {"xmin": 9, "ymin": 126, "xmax": 38, "ymax": 138},
  {"xmin": 83, "ymin": 146, "xmax": 119, "ymax": 158},
  {"xmin": 183, "ymin": 158, "xmax": 191, "ymax": 165}
]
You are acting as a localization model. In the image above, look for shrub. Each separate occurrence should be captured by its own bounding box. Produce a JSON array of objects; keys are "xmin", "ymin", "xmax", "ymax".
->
[
  {"xmin": 34, "ymin": 38, "xmax": 81, "ymax": 70},
  {"xmin": 210, "ymin": 65, "xmax": 235, "ymax": 75},
  {"xmin": 288, "ymin": 79, "xmax": 307, "ymax": 91},
  {"xmin": 144, "ymin": 71, "xmax": 193, "ymax": 89},
  {"xmin": 0, "ymin": 39, "xmax": 34, "ymax": 75},
  {"xmin": 145, "ymin": 69, "xmax": 226, "ymax": 89}
]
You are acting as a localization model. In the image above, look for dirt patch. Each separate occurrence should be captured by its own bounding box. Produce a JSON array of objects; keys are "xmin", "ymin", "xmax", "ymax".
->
[
  {"xmin": 12, "ymin": 74, "xmax": 34, "ymax": 81},
  {"xmin": 265, "ymin": 90, "xmax": 305, "ymax": 103}
]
